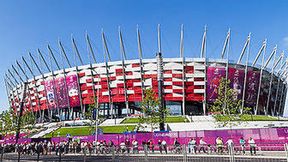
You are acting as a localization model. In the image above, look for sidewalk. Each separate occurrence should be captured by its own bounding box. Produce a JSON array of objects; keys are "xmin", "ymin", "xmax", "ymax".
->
[{"xmin": 58, "ymin": 151, "xmax": 288, "ymax": 159}]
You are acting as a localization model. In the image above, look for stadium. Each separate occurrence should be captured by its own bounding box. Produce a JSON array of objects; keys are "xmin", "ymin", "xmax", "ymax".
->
[{"xmin": 5, "ymin": 26, "xmax": 288, "ymax": 122}]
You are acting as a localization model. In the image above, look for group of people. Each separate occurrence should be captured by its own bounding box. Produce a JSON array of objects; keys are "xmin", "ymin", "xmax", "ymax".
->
[
  {"xmin": 0, "ymin": 140, "xmax": 117, "ymax": 156},
  {"xmin": 0, "ymin": 137, "xmax": 257, "ymax": 156},
  {"xmin": 187, "ymin": 137, "xmax": 257, "ymax": 155},
  {"xmin": 118, "ymin": 139, "xmax": 168, "ymax": 154}
]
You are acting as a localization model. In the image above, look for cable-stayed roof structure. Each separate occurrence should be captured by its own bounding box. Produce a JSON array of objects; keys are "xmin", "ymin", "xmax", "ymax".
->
[{"xmin": 5, "ymin": 25, "xmax": 288, "ymax": 123}]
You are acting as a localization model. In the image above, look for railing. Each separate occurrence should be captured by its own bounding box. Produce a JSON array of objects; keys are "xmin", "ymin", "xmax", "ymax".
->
[{"xmin": 1, "ymin": 143, "xmax": 288, "ymax": 162}]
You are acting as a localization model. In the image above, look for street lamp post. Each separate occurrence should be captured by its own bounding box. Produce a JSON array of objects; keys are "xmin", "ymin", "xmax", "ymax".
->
[
  {"xmin": 157, "ymin": 52, "xmax": 165, "ymax": 131},
  {"xmin": 94, "ymin": 108, "xmax": 98, "ymax": 142}
]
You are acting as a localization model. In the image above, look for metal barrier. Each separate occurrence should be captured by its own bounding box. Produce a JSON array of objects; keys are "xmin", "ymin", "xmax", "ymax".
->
[{"xmin": 1, "ymin": 143, "xmax": 288, "ymax": 162}]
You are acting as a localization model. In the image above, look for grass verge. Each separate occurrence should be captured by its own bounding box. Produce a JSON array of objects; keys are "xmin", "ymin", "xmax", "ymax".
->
[
  {"xmin": 121, "ymin": 116, "xmax": 188, "ymax": 124},
  {"xmin": 44, "ymin": 125, "xmax": 136, "ymax": 138},
  {"xmin": 214, "ymin": 114, "xmax": 285, "ymax": 122}
]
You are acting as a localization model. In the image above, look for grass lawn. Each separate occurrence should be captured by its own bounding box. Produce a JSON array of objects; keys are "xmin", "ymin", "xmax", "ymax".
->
[
  {"xmin": 44, "ymin": 125, "xmax": 136, "ymax": 138},
  {"xmin": 214, "ymin": 114, "xmax": 285, "ymax": 122},
  {"xmin": 121, "ymin": 116, "xmax": 188, "ymax": 124}
]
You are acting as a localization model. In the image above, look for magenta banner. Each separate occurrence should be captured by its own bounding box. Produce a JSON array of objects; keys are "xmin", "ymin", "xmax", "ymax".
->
[
  {"xmin": 66, "ymin": 75, "xmax": 80, "ymax": 107},
  {"xmin": 8, "ymin": 127, "xmax": 288, "ymax": 151},
  {"xmin": 206, "ymin": 67, "xmax": 226, "ymax": 102},
  {"xmin": 45, "ymin": 79, "xmax": 57, "ymax": 109},
  {"xmin": 245, "ymin": 68, "xmax": 260, "ymax": 107},
  {"xmin": 54, "ymin": 127, "xmax": 288, "ymax": 150},
  {"xmin": 259, "ymin": 71, "xmax": 270, "ymax": 114},
  {"xmin": 55, "ymin": 77, "xmax": 69, "ymax": 108},
  {"xmin": 228, "ymin": 66, "xmax": 245, "ymax": 100}
]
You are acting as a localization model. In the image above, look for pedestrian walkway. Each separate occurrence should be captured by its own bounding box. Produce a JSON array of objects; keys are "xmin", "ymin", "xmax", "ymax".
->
[
  {"xmin": 167, "ymin": 118, "xmax": 288, "ymax": 131},
  {"xmin": 100, "ymin": 118, "xmax": 125, "ymax": 126}
]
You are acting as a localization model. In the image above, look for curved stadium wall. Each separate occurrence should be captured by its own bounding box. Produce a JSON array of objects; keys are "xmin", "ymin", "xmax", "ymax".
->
[{"xmin": 7, "ymin": 57, "xmax": 287, "ymax": 121}]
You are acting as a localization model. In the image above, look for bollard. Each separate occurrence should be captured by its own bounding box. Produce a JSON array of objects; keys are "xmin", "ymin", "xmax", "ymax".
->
[
  {"xmin": 83, "ymin": 148, "xmax": 87, "ymax": 162},
  {"xmin": 228, "ymin": 145, "xmax": 235, "ymax": 162},
  {"xmin": 182, "ymin": 144, "xmax": 187, "ymax": 162},
  {"xmin": 37, "ymin": 151, "xmax": 40, "ymax": 162},
  {"xmin": 112, "ymin": 145, "xmax": 115, "ymax": 162},
  {"xmin": 144, "ymin": 144, "xmax": 148, "ymax": 161},
  {"xmin": 285, "ymin": 143, "xmax": 288, "ymax": 162},
  {"xmin": 17, "ymin": 151, "xmax": 20, "ymax": 162},
  {"xmin": 0, "ymin": 146, "xmax": 4, "ymax": 162},
  {"xmin": 59, "ymin": 149, "xmax": 62, "ymax": 162}
]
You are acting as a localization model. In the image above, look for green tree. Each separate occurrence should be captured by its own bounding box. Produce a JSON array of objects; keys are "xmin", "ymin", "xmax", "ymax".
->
[
  {"xmin": 210, "ymin": 78, "xmax": 251, "ymax": 127},
  {"xmin": 85, "ymin": 97, "xmax": 98, "ymax": 134},
  {"xmin": 1, "ymin": 108, "xmax": 17, "ymax": 135},
  {"xmin": 21, "ymin": 110, "xmax": 36, "ymax": 128},
  {"xmin": 138, "ymin": 88, "xmax": 169, "ymax": 132},
  {"xmin": 0, "ymin": 112, "xmax": 4, "ymax": 133},
  {"xmin": 210, "ymin": 78, "xmax": 241, "ymax": 114}
]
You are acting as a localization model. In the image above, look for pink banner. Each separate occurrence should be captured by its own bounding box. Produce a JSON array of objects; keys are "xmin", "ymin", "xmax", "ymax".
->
[
  {"xmin": 66, "ymin": 75, "xmax": 80, "ymax": 107},
  {"xmin": 206, "ymin": 67, "xmax": 226, "ymax": 102},
  {"xmin": 48, "ymin": 127, "xmax": 288, "ymax": 151},
  {"xmin": 228, "ymin": 66, "xmax": 245, "ymax": 100},
  {"xmin": 245, "ymin": 68, "xmax": 260, "ymax": 107},
  {"xmin": 45, "ymin": 79, "xmax": 57, "ymax": 109},
  {"xmin": 259, "ymin": 71, "xmax": 270, "ymax": 114},
  {"xmin": 55, "ymin": 77, "xmax": 69, "ymax": 108}
]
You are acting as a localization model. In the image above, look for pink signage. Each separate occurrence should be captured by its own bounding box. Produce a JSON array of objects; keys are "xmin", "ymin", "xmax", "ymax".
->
[
  {"xmin": 55, "ymin": 77, "xmax": 69, "ymax": 108},
  {"xmin": 245, "ymin": 68, "xmax": 260, "ymax": 107},
  {"xmin": 206, "ymin": 67, "xmax": 226, "ymax": 102},
  {"xmin": 228, "ymin": 66, "xmax": 245, "ymax": 100},
  {"xmin": 66, "ymin": 75, "xmax": 80, "ymax": 107},
  {"xmin": 45, "ymin": 79, "xmax": 57, "ymax": 109}
]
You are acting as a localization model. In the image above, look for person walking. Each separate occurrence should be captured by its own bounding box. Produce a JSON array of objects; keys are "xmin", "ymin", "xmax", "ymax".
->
[
  {"xmin": 161, "ymin": 140, "xmax": 167, "ymax": 154},
  {"xmin": 198, "ymin": 137, "xmax": 206, "ymax": 153},
  {"xmin": 47, "ymin": 141, "xmax": 53, "ymax": 155},
  {"xmin": 120, "ymin": 141, "xmax": 126, "ymax": 154},
  {"xmin": 149, "ymin": 139, "xmax": 154, "ymax": 153},
  {"xmin": 132, "ymin": 139, "xmax": 139, "ymax": 154},
  {"xmin": 226, "ymin": 138, "xmax": 234, "ymax": 155},
  {"xmin": 188, "ymin": 138, "xmax": 196, "ymax": 154},
  {"xmin": 216, "ymin": 137, "xmax": 224, "ymax": 154},
  {"xmin": 158, "ymin": 140, "xmax": 162, "ymax": 154},
  {"xmin": 239, "ymin": 137, "xmax": 245, "ymax": 154},
  {"xmin": 173, "ymin": 138, "xmax": 181, "ymax": 154},
  {"xmin": 125, "ymin": 138, "xmax": 131, "ymax": 154},
  {"xmin": 248, "ymin": 137, "xmax": 256, "ymax": 155}
]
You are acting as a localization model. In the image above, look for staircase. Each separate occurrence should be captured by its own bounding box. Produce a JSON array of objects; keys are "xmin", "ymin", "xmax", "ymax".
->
[
  {"xmin": 99, "ymin": 118, "xmax": 125, "ymax": 126},
  {"xmin": 30, "ymin": 123, "xmax": 60, "ymax": 138}
]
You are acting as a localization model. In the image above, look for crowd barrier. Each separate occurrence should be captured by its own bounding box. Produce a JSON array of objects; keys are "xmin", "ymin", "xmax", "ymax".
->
[
  {"xmin": 1, "ymin": 143, "xmax": 288, "ymax": 162},
  {"xmin": 2, "ymin": 127, "xmax": 288, "ymax": 150},
  {"xmin": 49, "ymin": 127, "xmax": 288, "ymax": 150}
]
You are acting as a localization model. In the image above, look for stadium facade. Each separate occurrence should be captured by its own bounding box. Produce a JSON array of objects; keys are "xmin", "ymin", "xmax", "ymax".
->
[{"xmin": 4, "ymin": 26, "xmax": 288, "ymax": 122}]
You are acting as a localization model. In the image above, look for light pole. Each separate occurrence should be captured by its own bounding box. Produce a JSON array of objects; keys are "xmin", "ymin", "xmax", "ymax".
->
[
  {"xmin": 15, "ymin": 82, "xmax": 27, "ymax": 144},
  {"xmin": 157, "ymin": 52, "xmax": 165, "ymax": 131},
  {"xmin": 94, "ymin": 108, "xmax": 98, "ymax": 142}
]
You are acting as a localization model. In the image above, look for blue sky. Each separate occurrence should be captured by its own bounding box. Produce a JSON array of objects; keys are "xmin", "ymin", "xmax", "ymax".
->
[{"xmin": 0, "ymin": 0, "xmax": 288, "ymax": 113}]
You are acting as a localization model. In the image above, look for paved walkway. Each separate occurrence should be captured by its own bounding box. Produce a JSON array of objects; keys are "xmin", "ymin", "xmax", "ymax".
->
[{"xmin": 1, "ymin": 152, "xmax": 287, "ymax": 162}]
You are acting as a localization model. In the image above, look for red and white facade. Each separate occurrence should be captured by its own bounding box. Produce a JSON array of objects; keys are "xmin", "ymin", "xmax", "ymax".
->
[{"xmin": 7, "ymin": 57, "xmax": 287, "ymax": 121}]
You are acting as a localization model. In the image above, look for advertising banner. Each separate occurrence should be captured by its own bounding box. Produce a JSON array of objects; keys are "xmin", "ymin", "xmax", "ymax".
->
[
  {"xmin": 228, "ymin": 65, "xmax": 245, "ymax": 100},
  {"xmin": 49, "ymin": 128, "xmax": 288, "ymax": 149},
  {"xmin": 206, "ymin": 67, "xmax": 226, "ymax": 102},
  {"xmin": 66, "ymin": 74, "xmax": 80, "ymax": 107},
  {"xmin": 245, "ymin": 68, "xmax": 260, "ymax": 107},
  {"xmin": 55, "ymin": 76, "xmax": 69, "ymax": 108},
  {"xmin": 269, "ymin": 76, "xmax": 278, "ymax": 114},
  {"xmin": 45, "ymin": 79, "xmax": 57, "ymax": 109},
  {"xmin": 259, "ymin": 70, "xmax": 270, "ymax": 114}
]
